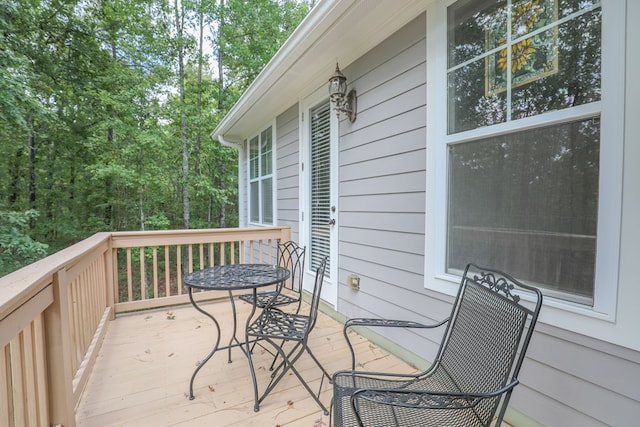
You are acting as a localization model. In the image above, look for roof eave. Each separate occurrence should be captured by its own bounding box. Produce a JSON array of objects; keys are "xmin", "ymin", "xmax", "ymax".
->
[{"xmin": 211, "ymin": 0, "xmax": 427, "ymax": 147}]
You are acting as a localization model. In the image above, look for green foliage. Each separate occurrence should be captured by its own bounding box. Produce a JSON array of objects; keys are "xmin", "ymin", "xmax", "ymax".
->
[
  {"xmin": 145, "ymin": 214, "xmax": 171, "ymax": 230},
  {"xmin": 0, "ymin": 209, "xmax": 49, "ymax": 276},
  {"xmin": 0, "ymin": 0, "xmax": 311, "ymax": 274},
  {"xmin": 219, "ymin": 0, "xmax": 311, "ymax": 93}
]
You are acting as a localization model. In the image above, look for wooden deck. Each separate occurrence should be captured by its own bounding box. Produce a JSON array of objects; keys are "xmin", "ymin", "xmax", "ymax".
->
[{"xmin": 75, "ymin": 298, "xmax": 418, "ymax": 426}]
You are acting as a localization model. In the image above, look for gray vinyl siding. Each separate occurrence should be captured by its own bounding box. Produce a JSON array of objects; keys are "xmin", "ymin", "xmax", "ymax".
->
[
  {"xmin": 336, "ymin": 13, "xmax": 444, "ymax": 360},
  {"xmin": 515, "ymin": 324, "xmax": 640, "ymax": 426},
  {"xmin": 333, "ymin": 11, "xmax": 640, "ymax": 427},
  {"xmin": 275, "ymin": 104, "xmax": 301, "ymax": 242}
]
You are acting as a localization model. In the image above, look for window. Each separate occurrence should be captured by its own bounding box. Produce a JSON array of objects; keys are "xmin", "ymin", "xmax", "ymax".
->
[
  {"xmin": 447, "ymin": 119, "xmax": 599, "ymax": 304},
  {"xmin": 447, "ymin": 0, "xmax": 601, "ymax": 133},
  {"xmin": 427, "ymin": 0, "xmax": 622, "ymax": 310},
  {"xmin": 248, "ymin": 126, "xmax": 274, "ymax": 225}
]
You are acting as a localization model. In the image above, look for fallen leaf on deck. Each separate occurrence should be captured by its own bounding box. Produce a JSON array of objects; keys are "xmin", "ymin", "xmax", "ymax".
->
[{"xmin": 208, "ymin": 385, "xmax": 215, "ymax": 392}]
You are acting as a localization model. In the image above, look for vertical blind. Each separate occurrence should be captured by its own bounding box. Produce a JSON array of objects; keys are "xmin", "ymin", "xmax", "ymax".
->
[{"xmin": 309, "ymin": 102, "xmax": 331, "ymax": 274}]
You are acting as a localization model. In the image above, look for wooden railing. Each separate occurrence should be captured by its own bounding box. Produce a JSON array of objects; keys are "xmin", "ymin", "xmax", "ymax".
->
[{"xmin": 0, "ymin": 226, "xmax": 291, "ymax": 427}]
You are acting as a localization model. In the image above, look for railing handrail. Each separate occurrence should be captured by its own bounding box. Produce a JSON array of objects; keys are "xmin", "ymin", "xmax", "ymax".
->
[
  {"xmin": 110, "ymin": 226, "xmax": 290, "ymax": 246},
  {"xmin": 0, "ymin": 232, "xmax": 111, "ymax": 322}
]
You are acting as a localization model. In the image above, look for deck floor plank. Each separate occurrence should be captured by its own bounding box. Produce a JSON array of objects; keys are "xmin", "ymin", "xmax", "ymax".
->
[{"xmin": 76, "ymin": 299, "xmax": 417, "ymax": 427}]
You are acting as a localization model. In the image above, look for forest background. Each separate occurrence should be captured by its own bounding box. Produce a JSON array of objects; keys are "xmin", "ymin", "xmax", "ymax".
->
[{"xmin": 0, "ymin": 0, "xmax": 313, "ymax": 276}]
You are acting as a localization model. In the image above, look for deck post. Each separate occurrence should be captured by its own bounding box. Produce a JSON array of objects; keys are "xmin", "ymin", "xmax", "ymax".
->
[
  {"xmin": 44, "ymin": 268, "xmax": 76, "ymax": 427},
  {"xmin": 281, "ymin": 227, "xmax": 292, "ymax": 243},
  {"xmin": 105, "ymin": 242, "xmax": 116, "ymax": 321}
]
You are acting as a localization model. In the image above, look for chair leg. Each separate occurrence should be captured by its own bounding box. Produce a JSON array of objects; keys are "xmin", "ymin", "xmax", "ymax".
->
[
  {"xmin": 269, "ymin": 341, "xmax": 303, "ymax": 379},
  {"xmin": 281, "ymin": 347, "xmax": 330, "ymax": 415},
  {"xmin": 257, "ymin": 339, "xmax": 299, "ymax": 404},
  {"xmin": 259, "ymin": 338, "xmax": 330, "ymax": 415},
  {"xmin": 269, "ymin": 341, "xmax": 331, "ymax": 384},
  {"xmin": 243, "ymin": 334, "xmax": 261, "ymax": 412},
  {"xmin": 305, "ymin": 344, "xmax": 332, "ymax": 383},
  {"xmin": 268, "ymin": 339, "xmax": 286, "ymax": 370},
  {"xmin": 287, "ymin": 359, "xmax": 330, "ymax": 415}
]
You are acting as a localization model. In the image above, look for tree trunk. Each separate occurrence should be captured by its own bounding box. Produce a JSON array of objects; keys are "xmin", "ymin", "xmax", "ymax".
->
[
  {"xmin": 217, "ymin": 0, "xmax": 226, "ymax": 228},
  {"xmin": 28, "ymin": 130, "xmax": 36, "ymax": 209},
  {"xmin": 195, "ymin": 2, "xmax": 204, "ymax": 176},
  {"xmin": 8, "ymin": 147, "xmax": 23, "ymax": 207},
  {"xmin": 175, "ymin": 0, "xmax": 190, "ymax": 229}
]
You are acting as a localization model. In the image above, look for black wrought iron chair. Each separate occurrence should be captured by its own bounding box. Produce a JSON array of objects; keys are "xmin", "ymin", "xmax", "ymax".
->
[
  {"xmin": 245, "ymin": 256, "xmax": 331, "ymax": 414},
  {"xmin": 239, "ymin": 240, "xmax": 306, "ymax": 313},
  {"xmin": 332, "ymin": 263, "xmax": 543, "ymax": 427}
]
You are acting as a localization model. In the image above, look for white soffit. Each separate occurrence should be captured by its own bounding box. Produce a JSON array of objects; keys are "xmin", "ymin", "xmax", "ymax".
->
[{"xmin": 212, "ymin": 0, "xmax": 427, "ymax": 145}]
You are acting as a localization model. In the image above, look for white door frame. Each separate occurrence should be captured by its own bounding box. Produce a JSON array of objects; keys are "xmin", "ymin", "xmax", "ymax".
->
[{"xmin": 299, "ymin": 88, "xmax": 339, "ymax": 308}]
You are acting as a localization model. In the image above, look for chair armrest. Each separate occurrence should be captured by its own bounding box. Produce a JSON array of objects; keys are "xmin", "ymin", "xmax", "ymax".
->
[
  {"xmin": 345, "ymin": 318, "xmax": 449, "ymax": 329},
  {"xmin": 350, "ymin": 380, "xmax": 519, "ymax": 425},
  {"xmin": 343, "ymin": 317, "xmax": 449, "ymax": 370},
  {"xmin": 332, "ymin": 368, "xmax": 420, "ymax": 386}
]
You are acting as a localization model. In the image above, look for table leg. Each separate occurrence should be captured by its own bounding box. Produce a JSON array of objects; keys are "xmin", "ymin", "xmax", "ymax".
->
[
  {"xmin": 227, "ymin": 290, "xmax": 238, "ymax": 363},
  {"xmin": 188, "ymin": 287, "xmax": 221, "ymax": 400},
  {"xmin": 242, "ymin": 288, "xmax": 261, "ymax": 412}
]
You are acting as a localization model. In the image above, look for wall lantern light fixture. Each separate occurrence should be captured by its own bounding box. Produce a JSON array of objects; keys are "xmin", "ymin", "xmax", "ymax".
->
[{"xmin": 328, "ymin": 63, "xmax": 357, "ymax": 123}]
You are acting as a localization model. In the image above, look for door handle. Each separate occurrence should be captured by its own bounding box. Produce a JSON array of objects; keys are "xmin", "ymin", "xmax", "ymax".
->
[{"xmin": 328, "ymin": 218, "xmax": 336, "ymax": 225}]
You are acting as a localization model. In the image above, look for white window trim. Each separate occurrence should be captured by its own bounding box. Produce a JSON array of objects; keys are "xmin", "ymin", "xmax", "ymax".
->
[
  {"xmin": 246, "ymin": 122, "xmax": 277, "ymax": 226},
  {"xmin": 425, "ymin": 1, "xmax": 624, "ymax": 328}
]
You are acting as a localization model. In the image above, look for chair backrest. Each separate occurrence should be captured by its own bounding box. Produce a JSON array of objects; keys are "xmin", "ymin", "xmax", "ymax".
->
[
  {"xmin": 277, "ymin": 241, "xmax": 306, "ymax": 295},
  {"xmin": 306, "ymin": 256, "xmax": 327, "ymax": 333},
  {"xmin": 435, "ymin": 263, "xmax": 543, "ymax": 423}
]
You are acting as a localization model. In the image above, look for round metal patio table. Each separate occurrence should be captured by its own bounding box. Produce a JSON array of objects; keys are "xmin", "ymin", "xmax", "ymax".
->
[{"xmin": 183, "ymin": 263, "xmax": 290, "ymax": 411}]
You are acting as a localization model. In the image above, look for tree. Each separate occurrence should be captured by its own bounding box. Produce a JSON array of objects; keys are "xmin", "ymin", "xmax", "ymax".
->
[
  {"xmin": 0, "ymin": 209, "xmax": 48, "ymax": 277},
  {"xmin": 0, "ymin": 0, "xmax": 312, "ymax": 275}
]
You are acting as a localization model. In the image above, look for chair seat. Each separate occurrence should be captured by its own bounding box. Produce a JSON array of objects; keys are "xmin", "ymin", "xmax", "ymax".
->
[
  {"xmin": 238, "ymin": 290, "xmax": 298, "ymax": 308},
  {"xmin": 332, "ymin": 369, "xmax": 493, "ymax": 427},
  {"xmin": 247, "ymin": 309, "xmax": 310, "ymax": 340}
]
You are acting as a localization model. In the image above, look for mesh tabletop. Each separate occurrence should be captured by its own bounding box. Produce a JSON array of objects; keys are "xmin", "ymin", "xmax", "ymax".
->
[{"xmin": 183, "ymin": 264, "xmax": 290, "ymax": 291}]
